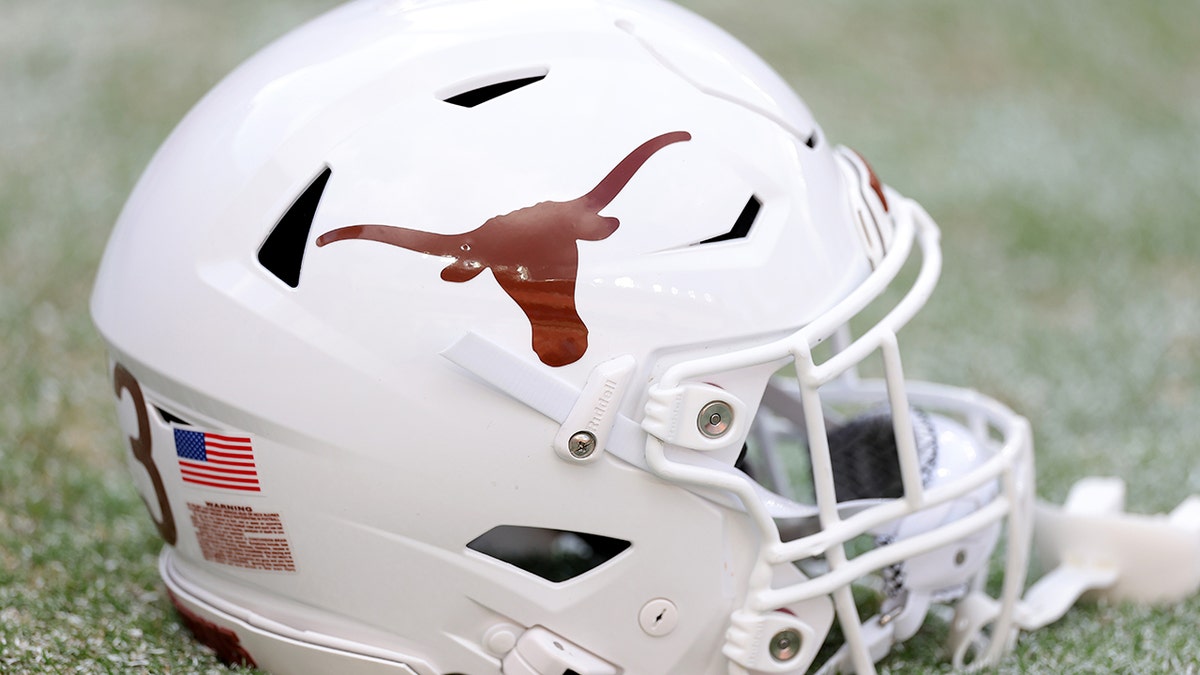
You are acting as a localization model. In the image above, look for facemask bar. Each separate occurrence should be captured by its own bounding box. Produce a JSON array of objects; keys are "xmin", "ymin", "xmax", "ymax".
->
[{"xmin": 642, "ymin": 196, "xmax": 1035, "ymax": 674}]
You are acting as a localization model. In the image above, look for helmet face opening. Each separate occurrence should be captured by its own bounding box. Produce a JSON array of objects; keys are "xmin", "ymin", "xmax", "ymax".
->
[{"xmin": 92, "ymin": 1, "xmax": 1034, "ymax": 673}]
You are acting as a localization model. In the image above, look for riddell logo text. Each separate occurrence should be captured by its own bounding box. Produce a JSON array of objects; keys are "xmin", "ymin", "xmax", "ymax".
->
[
  {"xmin": 318, "ymin": 131, "xmax": 691, "ymax": 367},
  {"xmin": 586, "ymin": 378, "xmax": 618, "ymax": 434}
]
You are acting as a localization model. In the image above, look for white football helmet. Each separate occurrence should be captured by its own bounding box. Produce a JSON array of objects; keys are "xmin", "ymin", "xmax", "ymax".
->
[{"xmin": 92, "ymin": 1, "xmax": 1035, "ymax": 673}]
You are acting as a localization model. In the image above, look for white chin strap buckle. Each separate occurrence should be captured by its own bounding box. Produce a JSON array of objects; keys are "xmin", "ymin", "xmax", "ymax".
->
[
  {"xmin": 1031, "ymin": 476, "xmax": 1200, "ymax": 608},
  {"xmin": 949, "ymin": 476, "xmax": 1200, "ymax": 668}
]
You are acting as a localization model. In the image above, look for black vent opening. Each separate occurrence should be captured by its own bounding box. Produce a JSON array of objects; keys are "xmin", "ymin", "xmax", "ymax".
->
[
  {"xmin": 154, "ymin": 406, "xmax": 193, "ymax": 427},
  {"xmin": 804, "ymin": 130, "xmax": 819, "ymax": 149},
  {"xmin": 698, "ymin": 195, "xmax": 761, "ymax": 244},
  {"xmin": 444, "ymin": 74, "xmax": 547, "ymax": 108},
  {"xmin": 258, "ymin": 167, "xmax": 332, "ymax": 288},
  {"xmin": 467, "ymin": 526, "xmax": 630, "ymax": 583}
]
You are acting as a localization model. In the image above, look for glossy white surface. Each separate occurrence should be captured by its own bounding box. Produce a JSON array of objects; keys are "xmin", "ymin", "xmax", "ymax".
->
[{"xmin": 92, "ymin": 1, "xmax": 1034, "ymax": 673}]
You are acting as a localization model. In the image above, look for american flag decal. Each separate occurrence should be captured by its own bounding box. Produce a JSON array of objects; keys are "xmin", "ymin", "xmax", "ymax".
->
[{"xmin": 173, "ymin": 428, "xmax": 260, "ymax": 492}]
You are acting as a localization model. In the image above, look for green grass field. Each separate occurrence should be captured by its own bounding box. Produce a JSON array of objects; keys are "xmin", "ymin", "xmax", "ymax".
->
[{"xmin": 2, "ymin": 1, "xmax": 1198, "ymax": 672}]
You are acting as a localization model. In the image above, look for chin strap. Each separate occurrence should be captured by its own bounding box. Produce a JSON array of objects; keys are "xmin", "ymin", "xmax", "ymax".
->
[
  {"xmin": 813, "ymin": 476, "xmax": 1200, "ymax": 674},
  {"xmin": 946, "ymin": 476, "xmax": 1200, "ymax": 669}
]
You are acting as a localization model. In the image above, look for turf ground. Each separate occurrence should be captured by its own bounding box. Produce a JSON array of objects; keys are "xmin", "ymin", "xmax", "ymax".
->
[{"xmin": 2, "ymin": 1, "xmax": 1198, "ymax": 672}]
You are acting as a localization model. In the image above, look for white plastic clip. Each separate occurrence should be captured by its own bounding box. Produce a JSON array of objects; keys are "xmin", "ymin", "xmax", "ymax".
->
[
  {"xmin": 551, "ymin": 355, "xmax": 636, "ymax": 463},
  {"xmin": 723, "ymin": 610, "xmax": 823, "ymax": 674},
  {"xmin": 643, "ymin": 383, "xmax": 746, "ymax": 452},
  {"xmin": 836, "ymin": 147, "xmax": 896, "ymax": 269}
]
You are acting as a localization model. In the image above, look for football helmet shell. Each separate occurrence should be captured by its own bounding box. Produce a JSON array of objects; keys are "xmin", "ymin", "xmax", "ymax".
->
[{"xmin": 92, "ymin": 1, "xmax": 1034, "ymax": 673}]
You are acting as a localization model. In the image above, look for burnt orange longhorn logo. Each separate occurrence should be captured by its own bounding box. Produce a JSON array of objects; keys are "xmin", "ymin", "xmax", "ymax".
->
[{"xmin": 317, "ymin": 131, "xmax": 691, "ymax": 367}]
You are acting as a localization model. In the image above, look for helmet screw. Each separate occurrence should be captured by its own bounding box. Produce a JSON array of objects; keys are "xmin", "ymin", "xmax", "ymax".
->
[
  {"xmin": 697, "ymin": 401, "xmax": 733, "ymax": 438},
  {"xmin": 568, "ymin": 431, "xmax": 597, "ymax": 459},
  {"xmin": 769, "ymin": 628, "xmax": 802, "ymax": 662}
]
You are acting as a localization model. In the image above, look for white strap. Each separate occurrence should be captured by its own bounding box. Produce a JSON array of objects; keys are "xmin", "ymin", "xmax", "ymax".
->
[
  {"xmin": 441, "ymin": 332, "xmax": 650, "ymax": 472},
  {"xmin": 1034, "ymin": 476, "xmax": 1200, "ymax": 604},
  {"xmin": 946, "ymin": 477, "xmax": 1200, "ymax": 668},
  {"xmin": 442, "ymin": 332, "xmax": 575, "ymax": 423},
  {"xmin": 1015, "ymin": 564, "xmax": 1118, "ymax": 631}
]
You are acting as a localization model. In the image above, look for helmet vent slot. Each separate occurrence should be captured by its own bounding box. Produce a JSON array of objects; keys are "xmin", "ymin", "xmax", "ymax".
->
[
  {"xmin": 442, "ymin": 72, "xmax": 547, "ymax": 108},
  {"xmin": 698, "ymin": 194, "xmax": 761, "ymax": 244},
  {"xmin": 257, "ymin": 166, "xmax": 332, "ymax": 288},
  {"xmin": 154, "ymin": 406, "xmax": 194, "ymax": 427},
  {"xmin": 466, "ymin": 525, "xmax": 630, "ymax": 582}
]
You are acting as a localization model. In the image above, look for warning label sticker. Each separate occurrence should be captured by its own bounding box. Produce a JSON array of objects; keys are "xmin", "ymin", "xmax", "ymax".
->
[{"xmin": 187, "ymin": 501, "xmax": 296, "ymax": 572}]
